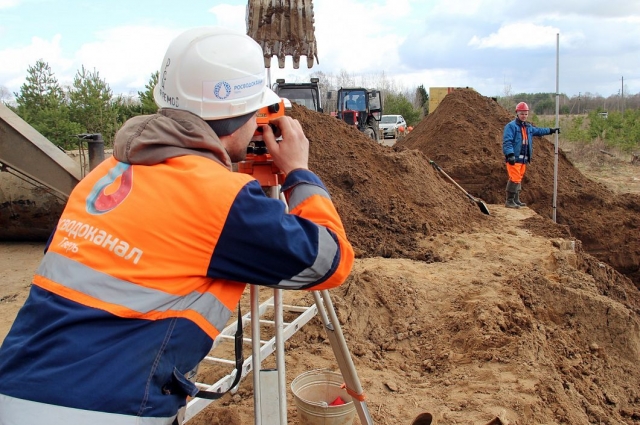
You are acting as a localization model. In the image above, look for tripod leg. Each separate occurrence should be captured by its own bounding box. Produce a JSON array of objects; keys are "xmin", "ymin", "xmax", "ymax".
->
[
  {"xmin": 312, "ymin": 290, "xmax": 374, "ymax": 425},
  {"xmin": 273, "ymin": 288, "xmax": 287, "ymax": 425},
  {"xmin": 251, "ymin": 285, "xmax": 262, "ymax": 424}
]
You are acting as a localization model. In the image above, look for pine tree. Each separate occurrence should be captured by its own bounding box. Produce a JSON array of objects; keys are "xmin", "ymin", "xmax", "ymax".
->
[
  {"xmin": 13, "ymin": 60, "xmax": 82, "ymax": 148},
  {"xmin": 68, "ymin": 66, "xmax": 120, "ymax": 146},
  {"xmin": 416, "ymin": 85, "xmax": 429, "ymax": 117},
  {"xmin": 138, "ymin": 71, "xmax": 159, "ymax": 115}
]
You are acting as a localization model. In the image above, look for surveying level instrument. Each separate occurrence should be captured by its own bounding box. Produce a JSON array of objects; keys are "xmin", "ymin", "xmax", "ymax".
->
[
  {"xmin": 236, "ymin": 99, "xmax": 286, "ymax": 188},
  {"xmin": 184, "ymin": 101, "xmax": 374, "ymax": 425}
]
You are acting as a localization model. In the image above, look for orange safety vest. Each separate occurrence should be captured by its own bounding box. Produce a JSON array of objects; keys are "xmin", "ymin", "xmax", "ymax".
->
[{"xmin": 35, "ymin": 156, "xmax": 249, "ymax": 338}]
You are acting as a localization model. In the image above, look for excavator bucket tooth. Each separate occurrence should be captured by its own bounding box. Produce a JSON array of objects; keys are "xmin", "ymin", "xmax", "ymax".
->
[{"xmin": 246, "ymin": 0, "xmax": 318, "ymax": 69}]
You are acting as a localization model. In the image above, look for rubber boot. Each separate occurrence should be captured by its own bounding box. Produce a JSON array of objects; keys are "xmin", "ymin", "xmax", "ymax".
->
[
  {"xmin": 505, "ymin": 181, "xmax": 520, "ymax": 209},
  {"xmin": 514, "ymin": 183, "xmax": 526, "ymax": 207}
]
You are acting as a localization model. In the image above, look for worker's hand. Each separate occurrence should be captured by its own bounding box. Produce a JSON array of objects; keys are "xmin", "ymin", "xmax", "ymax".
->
[
  {"xmin": 507, "ymin": 154, "xmax": 515, "ymax": 166},
  {"xmin": 262, "ymin": 116, "xmax": 309, "ymax": 174},
  {"xmin": 550, "ymin": 127, "xmax": 561, "ymax": 134}
]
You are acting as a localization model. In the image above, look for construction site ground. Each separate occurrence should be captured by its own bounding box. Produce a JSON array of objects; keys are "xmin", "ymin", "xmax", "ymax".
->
[{"xmin": 1, "ymin": 90, "xmax": 640, "ymax": 424}]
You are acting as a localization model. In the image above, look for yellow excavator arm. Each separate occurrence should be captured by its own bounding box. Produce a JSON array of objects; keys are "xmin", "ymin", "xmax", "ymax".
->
[{"xmin": 246, "ymin": 0, "xmax": 318, "ymax": 69}]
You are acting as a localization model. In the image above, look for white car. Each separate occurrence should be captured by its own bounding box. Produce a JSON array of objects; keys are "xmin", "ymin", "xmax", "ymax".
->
[{"xmin": 379, "ymin": 115, "xmax": 407, "ymax": 139}]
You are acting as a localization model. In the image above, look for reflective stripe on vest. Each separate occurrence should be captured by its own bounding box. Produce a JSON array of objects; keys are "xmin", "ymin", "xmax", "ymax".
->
[
  {"xmin": 283, "ymin": 178, "xmax": 352, "ymax": 291},
  {"xmin": 33, "ymin": 252, "xmax": 233, "ymax": 337},
  {"xmin": 0, "ymin": 394, "xmax": 174, "ymax": 425},
  {"xmin": 282, "ymin": 182, "xmax": 341, "ymax": 289},
  {"xmin": 274, "ymin": 224, "xmax": 338, "ymax": 289},
  {"xmin": 287, "ymin": 183, "xmax": 329, "ymax": 211}
]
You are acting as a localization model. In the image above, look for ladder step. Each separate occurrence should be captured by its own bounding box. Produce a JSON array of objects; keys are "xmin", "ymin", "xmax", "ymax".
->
[
  {"xmin": 185, "ymin": 295, "xmax": 319, "ymax": 422},
  {"xmin": 215, "ymin": 335, "xmax": 269, "ymax": 345},
  {"xmin": 248, "ymin": 303, "xmax": 311, "ymax": 314},
  {"xmin": 203, "ymin": 357, "xmax": 235, "ymax": 365}
]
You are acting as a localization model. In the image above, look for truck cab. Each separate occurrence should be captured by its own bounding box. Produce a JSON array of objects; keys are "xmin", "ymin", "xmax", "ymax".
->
[{"xmin": 272, "ymin": 78, "xmax": 323, "ymax": 112}]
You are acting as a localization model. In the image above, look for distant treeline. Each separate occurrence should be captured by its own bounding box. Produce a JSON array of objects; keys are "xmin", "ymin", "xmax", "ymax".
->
[
  {"xmin": 535, "ymin": 109, "xmax": 640, "ymax": 153},
  {"xmin": 498, "ymin": 92, "xmax": 640, "ymax": 116}
]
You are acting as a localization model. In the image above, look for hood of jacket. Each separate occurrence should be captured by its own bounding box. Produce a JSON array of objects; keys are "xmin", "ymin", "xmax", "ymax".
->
[{"xmin": 113, "ymin": 108, "xmax": 232, "ymax": 169}]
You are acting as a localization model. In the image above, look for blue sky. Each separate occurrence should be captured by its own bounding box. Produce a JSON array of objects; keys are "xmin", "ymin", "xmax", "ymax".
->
[{"xmin": 1, "ymin": 0, "xmax": 639, "ymax": 101}]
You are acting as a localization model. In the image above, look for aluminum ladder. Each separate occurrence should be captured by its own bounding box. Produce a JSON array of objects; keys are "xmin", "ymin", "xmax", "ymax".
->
[{"xmin": 184, "ymin": 287, "xmax": 318, "ymax": 422}]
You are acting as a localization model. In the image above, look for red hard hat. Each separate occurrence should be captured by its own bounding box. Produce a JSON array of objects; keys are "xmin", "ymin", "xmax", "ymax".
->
[{"xmin": 515, "ymin": 102, "xmax": 529, "ymax": 112}]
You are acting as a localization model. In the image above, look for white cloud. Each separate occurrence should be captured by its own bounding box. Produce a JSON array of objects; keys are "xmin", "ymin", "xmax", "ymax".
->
[
  {"xmin": 73, "ymin": 26, "xmax": 181, "ymax": 93},
  {"xmin": 0, "ymin": 34, "xmax": 74, "ymax": 88},
  {"xmin": 468, "ymin": 23, "xmax": 560, "ymax": 49},
  {"xmin": 0, "ymin": 0, "xmax": 19, "ymax": 9},
  {"xmin": 310, "ymin": 0, "xmax": 412, "ymax": 73},
  {"xmin": 208, "ymin": 4, "xmax": 246, "ymax": 32}
]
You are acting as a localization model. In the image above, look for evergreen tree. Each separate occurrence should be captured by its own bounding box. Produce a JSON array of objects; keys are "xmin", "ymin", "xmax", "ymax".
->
[
  {"xmin": 13, "ymin": 60, "xmax": 82, "ymax": 148},
  {"xmin": 68, "ymin": 66, "xmax": 120, "ymax": 146},
  {"xmin": 14, "ymin": 60, "xmax": 63, "ymax": 117},
  {"xmin": 416, "ymin": 85, "xmax": 429, "ymax": 117},
  {"xmin": 110, "ymin": 72, "xmax": 160, "ymax": 125},
  {"xmin": 138, "ymin": 71, "xmax": 159, "ymax": 115},
  {"xmin": 112, "ymin": 94, "xmax": 143, "ymax": 124}
]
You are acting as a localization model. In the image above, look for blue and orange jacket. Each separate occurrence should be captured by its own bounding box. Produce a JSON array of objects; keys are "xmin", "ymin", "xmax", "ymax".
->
[
  {"xmin": 502, "ymin": 118, "xmax": 552, "ymax": 164},
  {"xmin": 0, "ymin": 109, "xmax": 354, "ymax": 424}
]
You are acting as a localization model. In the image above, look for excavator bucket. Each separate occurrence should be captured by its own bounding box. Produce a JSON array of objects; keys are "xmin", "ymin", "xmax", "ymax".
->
[{"xmin": 246, "ymin": 0, "xmax": 318, "ymax": 69}]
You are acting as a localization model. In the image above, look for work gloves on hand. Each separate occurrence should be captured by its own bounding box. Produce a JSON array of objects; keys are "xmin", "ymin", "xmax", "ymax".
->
[
  {"xmin": 550, "ymin": 127, "xmax": 561, "ymax": 134},
  {"xmin": 507, "ymin": 154, "xmax": 515, "ymax": 165}
]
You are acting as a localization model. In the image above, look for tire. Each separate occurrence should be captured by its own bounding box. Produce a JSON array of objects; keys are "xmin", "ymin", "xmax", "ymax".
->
[{"xmin": 363, "ymin": 127, "xmax": 376, "ymax": 140}]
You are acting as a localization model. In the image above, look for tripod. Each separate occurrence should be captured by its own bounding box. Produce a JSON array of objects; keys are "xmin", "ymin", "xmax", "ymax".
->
[
  {"xmin": 246, "ymin": 286, "xmax": 374, "ymax": 425},
  {"xmin": 245, "ymin": 141, "xmax": 373, "ymax": 425}
]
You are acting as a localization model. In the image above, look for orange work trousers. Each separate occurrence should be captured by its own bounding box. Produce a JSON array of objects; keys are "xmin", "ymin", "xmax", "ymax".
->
[{"xmin": 506, "ymin": 163, "xmax": 527, "ymax": 184}]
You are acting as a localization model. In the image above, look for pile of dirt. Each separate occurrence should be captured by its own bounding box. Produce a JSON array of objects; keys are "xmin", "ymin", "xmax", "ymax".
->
[
  {"xmin": 188, "ymin": 205, "xmax": 640, "ymax": 425},
  {"xmin": 396, "ymin": 89, "xmax": 640, "ymax": 287},
  {"xmin": 288, "ymin": 104, "xmax": 489, "ymax": 260}
]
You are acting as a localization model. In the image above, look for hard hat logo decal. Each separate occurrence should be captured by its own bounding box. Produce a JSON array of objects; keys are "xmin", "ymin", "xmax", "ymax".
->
[
  {"xmin": 204, "ymin": 73, "xmax": 266, "ymax": 103},
  {"xmin": 233, "ymin": 79, "xmax": 263, "ymax": 91},
  {"xmin": 214, "ymin": 81, "xmax": 232, "ymax": 100},
  {"xmin": 86, "ymin": 162, "xmax": 133, "ymax": 215}
]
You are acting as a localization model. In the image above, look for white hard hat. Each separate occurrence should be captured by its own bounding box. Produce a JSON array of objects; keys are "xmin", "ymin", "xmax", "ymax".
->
[{"xmin": 154, "ymin": 26, "xmax": 280, "ymax": 120}]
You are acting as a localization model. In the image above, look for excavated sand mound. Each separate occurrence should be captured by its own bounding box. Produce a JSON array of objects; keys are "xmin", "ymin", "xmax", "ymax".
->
[
  {"xmin": 396, "ymin": 89, "xmax": 640, "ymax": 288},
  {"xmin": 289, "ymin": 104, "xmax": 487, "ymax": 261}
]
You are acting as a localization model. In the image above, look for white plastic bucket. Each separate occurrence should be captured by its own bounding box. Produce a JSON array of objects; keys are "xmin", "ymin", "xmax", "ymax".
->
[{"xmin": 290, "ymin": 369, "xmax": 356, "ymax": 425}]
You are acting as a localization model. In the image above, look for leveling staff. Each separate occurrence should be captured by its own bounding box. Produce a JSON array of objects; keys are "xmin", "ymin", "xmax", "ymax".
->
[{"xmin": 0, "ymin": 27, "xmax": 355, "ymax": 425}]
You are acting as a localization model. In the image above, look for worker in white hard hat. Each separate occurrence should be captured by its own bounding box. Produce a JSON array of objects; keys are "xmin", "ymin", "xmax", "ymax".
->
[
  {"xmin": 0, "ymin": 27, "xmax": 354, "ymax": 425},
  {"xmin": 502, "ymin": 101, "xmax": 560, "ymax": 208}
]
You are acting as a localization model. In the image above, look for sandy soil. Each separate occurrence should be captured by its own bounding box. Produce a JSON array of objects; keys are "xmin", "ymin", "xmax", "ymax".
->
[{"xmin": 1, "ymin": 91, "xmax": 639, "ymax": 424}]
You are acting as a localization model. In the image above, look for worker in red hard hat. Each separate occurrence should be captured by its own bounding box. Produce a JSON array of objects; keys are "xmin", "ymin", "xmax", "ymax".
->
[{"xmin": 502, "ymin": 102, "xmax": 560, "ymax": 208}]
